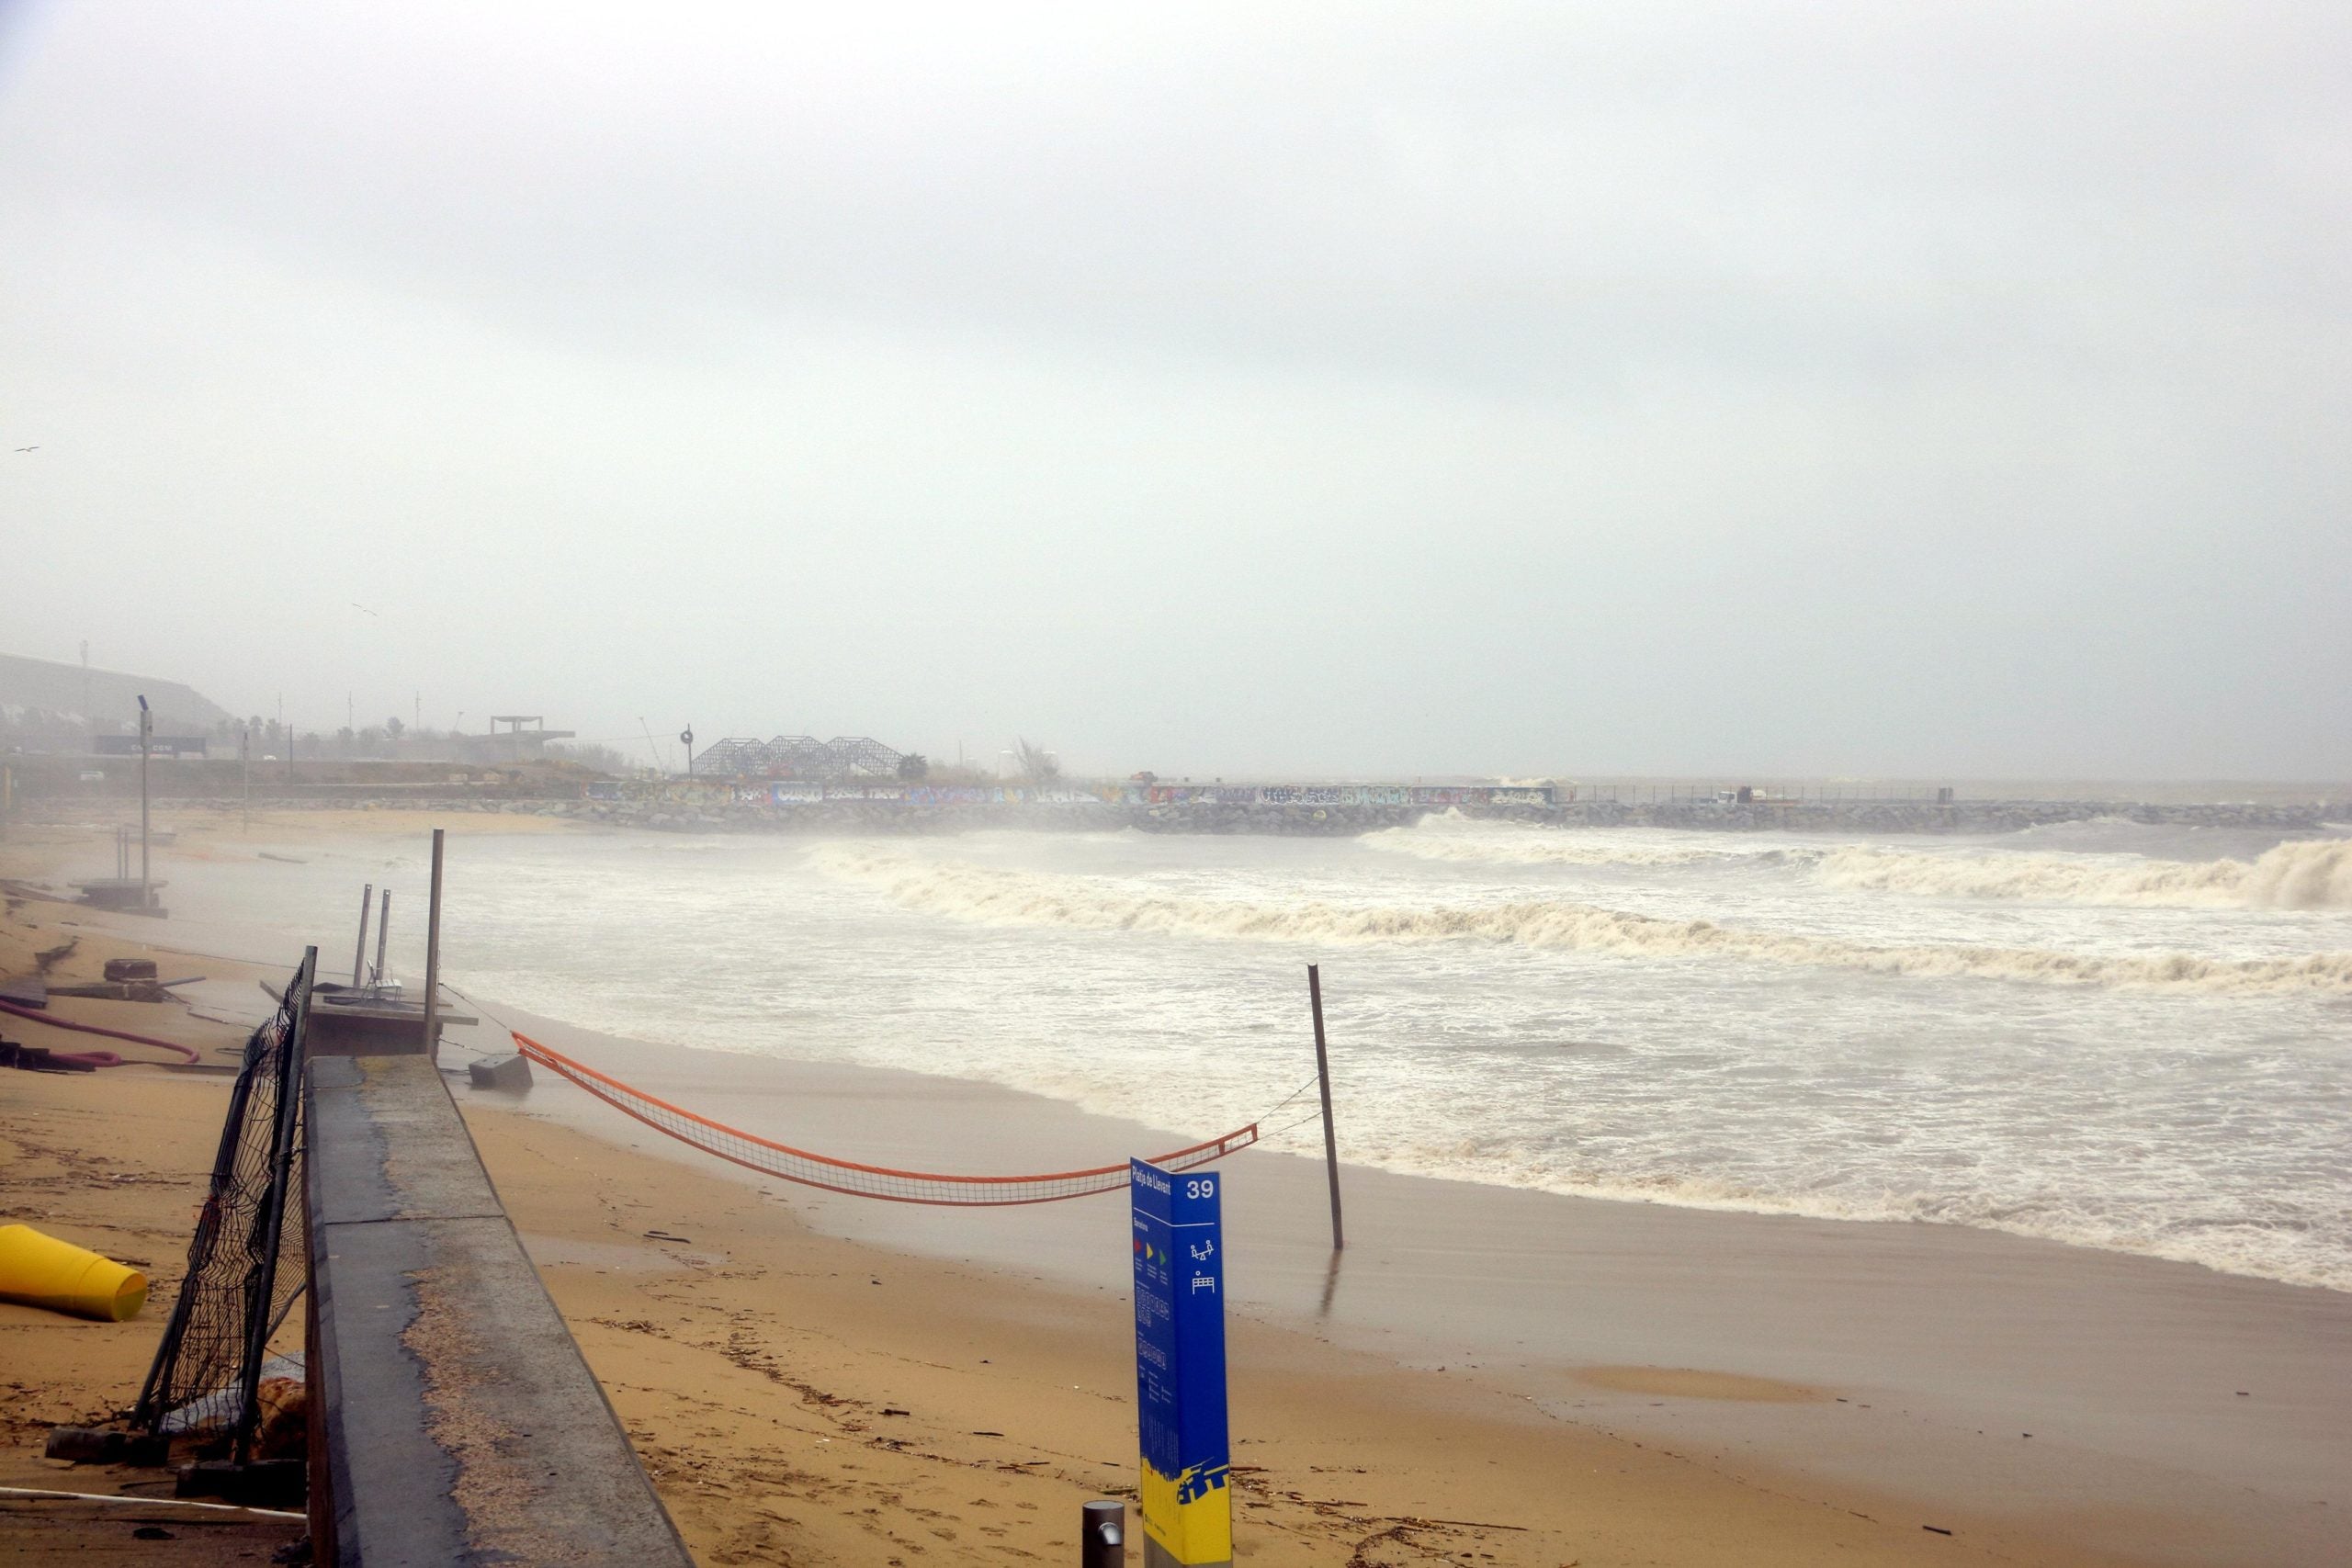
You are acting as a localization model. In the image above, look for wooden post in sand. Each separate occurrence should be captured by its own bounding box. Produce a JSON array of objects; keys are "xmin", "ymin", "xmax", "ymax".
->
[
  {"xmin": 420, "ymin": 829, "xmax": 445, "ymax": 1063},
  {"xmin": 1307, "ymin": 964, "xmax": 1344, "ymax": 1252}
]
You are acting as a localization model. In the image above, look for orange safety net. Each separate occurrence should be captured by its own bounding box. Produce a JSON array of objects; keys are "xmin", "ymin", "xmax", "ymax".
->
[{"xmin": 509, "ymin": 1031, "xmax": 1259, "ymax": 1206}]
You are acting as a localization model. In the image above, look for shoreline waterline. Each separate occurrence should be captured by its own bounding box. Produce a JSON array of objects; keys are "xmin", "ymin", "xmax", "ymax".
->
[
  {"xmin": 11, "ymin": 807, "xmax": 2352, "ymax": 1562},
  {"xmin": 470, "ymin": 998, "xmax": 2352, "ymax": 1565},
  {"xmin": 27, "ymin": 805, "xmax": 2352, "ymax": 1295}
]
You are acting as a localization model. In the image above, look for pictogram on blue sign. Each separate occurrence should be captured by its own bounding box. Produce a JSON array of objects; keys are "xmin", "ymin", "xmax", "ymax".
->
[{"xmin": 1131, "ymin": 1157, "xmax": 1230, "ymax": 1568}]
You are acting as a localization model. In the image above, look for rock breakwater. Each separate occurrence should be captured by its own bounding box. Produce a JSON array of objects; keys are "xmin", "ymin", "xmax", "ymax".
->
[
  {"xmin": 55, "ymin": 790, "xmax": 2346, "ymax": 839},
  {"xmin": 1547, "ymin": 798, "xmax": 2343, "ymax": 835}
]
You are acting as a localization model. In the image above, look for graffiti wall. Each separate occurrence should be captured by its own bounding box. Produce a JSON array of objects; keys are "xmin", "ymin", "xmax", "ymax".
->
[
  {"xmin": 583, "ymin": 778, "xmax": 1557, "ymax": 812},
  {"xmin": 1128, "ymin": 783, "xmax": 1554, "ymax": 808}
]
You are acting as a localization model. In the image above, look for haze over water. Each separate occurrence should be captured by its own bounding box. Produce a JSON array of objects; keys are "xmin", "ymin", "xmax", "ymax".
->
[{"xmin": 160, "ymin": 814, "xmax": 2352, "ymax": 1295}]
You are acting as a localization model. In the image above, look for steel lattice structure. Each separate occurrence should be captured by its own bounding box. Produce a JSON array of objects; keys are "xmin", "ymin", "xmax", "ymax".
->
[
  {"xmin": 691, "ymin": 737, "xmax": 770, "ymax": 775},
  {"xmin": 690, "ymin": 733, "xmax": 906, "ymax": 780},
  {"xmin": 820, "ymin": 735, "xmax": 903, "ymax": 776},
  {"xmin": 768, "ymin": 735, "xmax": 834, "ymax": 774}
]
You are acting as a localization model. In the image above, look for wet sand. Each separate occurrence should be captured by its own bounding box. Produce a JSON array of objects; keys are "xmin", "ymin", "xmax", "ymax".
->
[
  {"xmin": 480, "ymin": 1003, "xmax": 2352, "ymax": 1567},
  {"xmin": 3, "ymin": 1059, "xmax": 2117, "ymax": 1567},
  {"xmin": 6, "ymin": 806, "xmax": 2349, "ymax": 1563}
]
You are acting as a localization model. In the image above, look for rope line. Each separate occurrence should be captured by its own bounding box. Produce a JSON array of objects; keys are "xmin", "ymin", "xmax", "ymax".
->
[
  {"xmin": 1259, "ymin": 1074, "xmax": 1322, "ymax": 1122},
  {"xmin": 509, "ymin": 1030, "xmax": 1258, "ymax": 1206},
  {"xmin": 0, "ymin": 997, "xmax": 204, "ymax": 1064},
  {"xmin": 436, "ymin": 984, "xmax": 522, "ymax": 1060},
  {"xmin": 1261, "ymin": 1109, "xmax": 1331, "ymax": 1142}
]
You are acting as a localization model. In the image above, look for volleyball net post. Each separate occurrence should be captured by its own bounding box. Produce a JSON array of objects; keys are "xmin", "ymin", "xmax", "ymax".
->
[{"xmin": 1307, "ymin": 964, "xmax": 1344, "ymax": 1253}]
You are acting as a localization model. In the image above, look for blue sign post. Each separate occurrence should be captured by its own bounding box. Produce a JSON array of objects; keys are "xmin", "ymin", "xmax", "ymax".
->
[{"xmin": 1130, "ymin": 1157, "xmax": 1231, "ymax": 1568}]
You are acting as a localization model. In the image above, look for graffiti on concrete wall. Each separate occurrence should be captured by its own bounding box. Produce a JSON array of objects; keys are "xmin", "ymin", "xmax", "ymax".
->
[{"xmin": 597, "ymin": 778, "xmax": 1557, "ymax": 812}]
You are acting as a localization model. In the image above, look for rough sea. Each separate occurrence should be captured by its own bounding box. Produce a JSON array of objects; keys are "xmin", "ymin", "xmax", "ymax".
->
[{"xmin": 184, "ymin": 813, "xmax": 2352, "ymax": 1293}]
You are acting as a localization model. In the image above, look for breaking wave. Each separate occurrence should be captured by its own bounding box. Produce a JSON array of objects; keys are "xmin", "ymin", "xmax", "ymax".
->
[
  {"xmin": 1360, "ymin": 816, "xmax": 1785, "ymax": 868},
  {"xmin": 812, "ymin": 847, "xmax": 2352, "ymax": 995},
  {"xmin": 1363, "ymin": 815, "xmax": 2352, "ymax": 909},
  {"xmin": 1815, "ymin": 837, "xmax": 2352, "ymax": 909}
]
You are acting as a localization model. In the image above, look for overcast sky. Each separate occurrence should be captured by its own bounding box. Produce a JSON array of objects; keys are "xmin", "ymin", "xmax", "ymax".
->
[{"xmin": 2, "ymin": 2, "xmax": 2345, "ymax": 779}]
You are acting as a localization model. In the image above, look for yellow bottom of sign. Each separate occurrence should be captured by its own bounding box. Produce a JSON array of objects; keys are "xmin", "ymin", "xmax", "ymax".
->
[{"xmin": 1139, "ymin": 1459, "xmax": 1232, "ymax": 1568}]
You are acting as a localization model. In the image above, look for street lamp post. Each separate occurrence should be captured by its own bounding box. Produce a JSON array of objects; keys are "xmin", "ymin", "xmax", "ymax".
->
[{"xmin": 137, "ymin": 695, "xmax": 152, "ymax": 908}]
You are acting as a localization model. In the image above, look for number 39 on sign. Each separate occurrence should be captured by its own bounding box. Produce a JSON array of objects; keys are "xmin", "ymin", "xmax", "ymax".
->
[{"xmin": 1131, "ymin": 1158, "xmax": 1232, "ymax": 1568}]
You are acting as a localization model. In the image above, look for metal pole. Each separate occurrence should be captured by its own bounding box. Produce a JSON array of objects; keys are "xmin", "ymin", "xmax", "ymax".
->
[
  {"xmin": 1307, "ymin": 964, "xmax": 1344, "ymax": 1252},
  {"xmin": 240, "ymin": 727, "xmax": 250, "ymax": 834},
  {"xmin": 421, "ymin": 829, "xmax": 445, "ymax": 1062},
  {"xmin": 1080, "ymin": 1499, "xmax": 1125, "ymax": 1567},
  {"xmin": 373, "ymin": 889, "xmax": 391, "ymax": 988},
  {"xmin": 351, "ymin": 883, "xmax": 374, "ymax": 987},
  {"xmin": 137, "ymin": 696, "xmax": 152, "ymax": 906}
]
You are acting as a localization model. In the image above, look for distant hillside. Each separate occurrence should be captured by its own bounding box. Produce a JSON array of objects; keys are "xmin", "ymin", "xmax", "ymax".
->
[{"xmin": 0, "ymin": 650, "xmax": 233, "ymax": 739}]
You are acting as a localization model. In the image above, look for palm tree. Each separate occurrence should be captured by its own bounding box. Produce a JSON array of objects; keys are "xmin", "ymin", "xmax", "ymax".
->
[{"xmin": 1011, "ymin": 738, "xmax": 1060, "ymax": 784}]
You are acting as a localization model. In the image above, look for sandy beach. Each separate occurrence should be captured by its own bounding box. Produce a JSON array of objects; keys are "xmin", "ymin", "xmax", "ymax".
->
[
  {"xmin": 0, "ymin": 1059, "xmax": 2096, "ymax": 1568},
  {"xmin": 5, "ymin": 807, "xmax": 2348, "ymax": 1565},
  {"xmin": 17, "ymin": 5, "xmax": 2352, "ymax": 1558}
]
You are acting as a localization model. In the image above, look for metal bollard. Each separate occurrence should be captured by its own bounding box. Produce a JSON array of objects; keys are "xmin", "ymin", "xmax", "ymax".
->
[{"xmin": 1081, "ymin": 1498, "xmax": 1125, "ymax": 1566}]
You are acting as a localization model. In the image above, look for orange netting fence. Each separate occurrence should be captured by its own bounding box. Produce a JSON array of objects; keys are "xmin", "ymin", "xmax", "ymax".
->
[{"xmin": 509, "ymin": 1031, "xmax": 1260, "ymax": 1206}]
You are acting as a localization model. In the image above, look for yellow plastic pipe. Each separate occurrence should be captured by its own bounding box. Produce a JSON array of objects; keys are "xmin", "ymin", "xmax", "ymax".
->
[{"xmin": 0, "ymin": 1224, "xmax": 148, "ymax": 1322}]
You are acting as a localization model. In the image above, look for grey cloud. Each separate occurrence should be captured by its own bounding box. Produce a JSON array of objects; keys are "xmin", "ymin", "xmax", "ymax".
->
[{"xmin": 1, "ymin": 2, "xmax": 2346, "ymax": 778}]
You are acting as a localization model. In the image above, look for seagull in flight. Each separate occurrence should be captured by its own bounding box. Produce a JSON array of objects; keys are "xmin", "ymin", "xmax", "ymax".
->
[
  {"xmin": 12, "ymin": 446, "xmax": 35, "ymax": 453},
  {"xmin": 350, "ymin": 603, "xmax": 380, "ymax": 616}
]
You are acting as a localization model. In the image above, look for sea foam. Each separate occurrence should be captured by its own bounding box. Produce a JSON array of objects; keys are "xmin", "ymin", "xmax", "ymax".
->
[
  {"xmin": 1365, "ymin": 814, "xmax": 2352, "ymax": 908},
  {"xmin": 811, "ymin": 845, "xmax": 2352, "ymax": 994},
  {"xmin": 1815, "ymin": 837, "xmax": 2352, "ymax": 908},
  {"xmin": 1361, "ymin": 816, "xmax": 1783, "ymax": 868}
]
